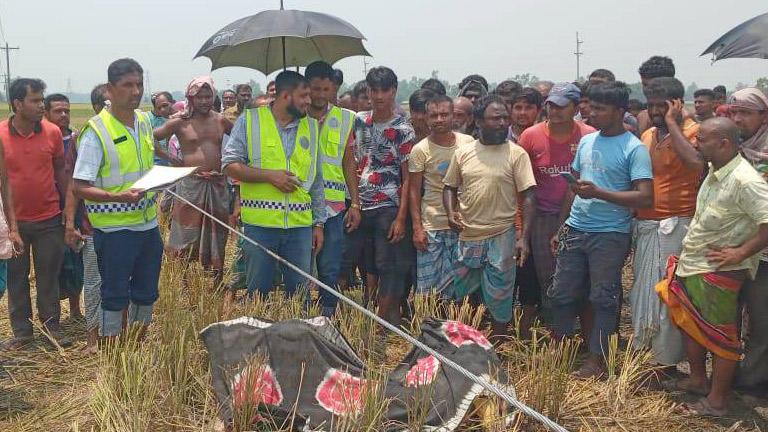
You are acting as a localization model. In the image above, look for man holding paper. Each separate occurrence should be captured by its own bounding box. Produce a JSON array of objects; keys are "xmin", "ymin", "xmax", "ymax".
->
[{"xmin": 72, "ymin": 58, "xmax": 163, "ymax": 341}]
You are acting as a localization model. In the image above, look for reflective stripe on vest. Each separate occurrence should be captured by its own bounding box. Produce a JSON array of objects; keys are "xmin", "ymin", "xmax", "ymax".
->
[
  {"xmin": 320, "ymin": 106, "xmax": 354, "ymax": 204},
  {"xmin": 240, "ymin": 106, "xmax": 319, "ymax": 228},
  {"xmin": 81, "ymin": 109, "xmax": 157, "ymax": 229}
]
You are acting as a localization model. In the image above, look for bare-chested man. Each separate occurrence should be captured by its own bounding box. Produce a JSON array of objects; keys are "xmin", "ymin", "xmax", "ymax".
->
[{"xmin": 154, "ymin": 76, "xmax": 233, "ymax": 290}]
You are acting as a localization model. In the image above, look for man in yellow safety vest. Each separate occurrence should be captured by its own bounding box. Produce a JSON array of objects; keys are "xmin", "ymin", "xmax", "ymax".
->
[
  {"xmin": 304, "ymin": 61, "xmax": 356, "ymax": 316},
  {"xmin": 72, "ymin": 58, "xmax": 163, "ymax": 341},
  {"xmin": 223, "ymin": 70, "xmax": 326, "ymax": 299}
]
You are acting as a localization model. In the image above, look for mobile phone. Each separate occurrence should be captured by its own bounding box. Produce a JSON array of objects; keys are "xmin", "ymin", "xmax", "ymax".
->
[{"xmin": 559, "ymin": 171, "xmax": 577, "ymax": 184}]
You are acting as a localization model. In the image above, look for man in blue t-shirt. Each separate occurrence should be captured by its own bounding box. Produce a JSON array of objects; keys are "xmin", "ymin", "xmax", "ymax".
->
[{"xmin": 549, "ymin": 81, "xmax": 654, "ymax": 378}]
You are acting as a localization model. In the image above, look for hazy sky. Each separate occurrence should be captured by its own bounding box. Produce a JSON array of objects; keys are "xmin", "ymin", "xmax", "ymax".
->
[{"xmin": 3, "ymin": 0, "xmax": 767, "ymax": 94}]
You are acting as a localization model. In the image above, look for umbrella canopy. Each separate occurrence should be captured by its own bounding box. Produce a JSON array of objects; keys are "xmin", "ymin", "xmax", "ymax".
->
[
  {"xmin": 702, "ymin": 11, "xmax": 768, "ymax": 61},
  {"xmin": 195, "ymin": 9, "xmax": 371, "ymax": 75}
]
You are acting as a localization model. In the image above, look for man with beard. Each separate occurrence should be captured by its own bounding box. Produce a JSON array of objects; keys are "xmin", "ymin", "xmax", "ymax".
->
[
  {"xmin": 344, "ymin": 66, "xmax": 415, "ymax": 327},
  {"xmin": 72, "ymin": 59, "xmax": 163, "ymax": 342},
  {"xmin": 636, "ymin": 56, "xmax": 690, "ymax": 135},
  {"xmin": 154, "ymin": 76, "xmax": 233, "ymax": 292},
  {"xmin": 443, "ymin": 94, "xmax": 536, "ymax": 343},
  {"xmin": 409, "ymin": 88, "xmax": 435, "ymax": 143},
  {"xmin": 517, "ymin": 83, "xmax": 595, "ymax": 339},
  {"xmin": 44, "ymin": 93, "xmax": 84, "ymax": 321},
  {"xmin": 508, "ymin": 87, "xmax": 543, "ymax": 142},
  {"xmin": 1, "ymin": 78, "xmax": 69, "ymax": 350},
  {"xmin": 409, "ymin": 95, "xmax": 473, "ymax": 298},
  {"xmin": 727, "ymin": 88, "xmax": 768, "ymax": 392},
  {"xmin": 452, "ymin": 96, "xmax": 473, "ymax": 135},
  {"xmin": 223, "ymin": 71, "xmax": 325, "ymax": 301},
  {"xmin": 223, "ymin": 84, "xmax": 253, "ymax": 122},
  {"xmin": 631, "ymin": 77, "xmax": 702, "ymax": 376},
  {"xmin": 549, "ymin": 82, "xmax": 653, "ymax": 378},
  {"xmin": 304, "ymin": 61, "xmax": 356, "ymax": 317}
]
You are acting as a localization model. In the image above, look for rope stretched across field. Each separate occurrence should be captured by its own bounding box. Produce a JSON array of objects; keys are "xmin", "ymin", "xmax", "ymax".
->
[{"xmin": 166, "ymin": 188, "xmax": 568, "ymax": 432}]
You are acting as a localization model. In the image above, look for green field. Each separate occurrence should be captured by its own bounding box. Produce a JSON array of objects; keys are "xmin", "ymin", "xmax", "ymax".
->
[{"xmin": 0, "ymin": 103, "xmax": 152, "ymax": 130}]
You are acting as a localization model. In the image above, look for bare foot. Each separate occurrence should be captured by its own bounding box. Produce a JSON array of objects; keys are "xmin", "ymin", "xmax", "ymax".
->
[{"xmin": 664, "ymin": 377, "xmax": 710, "ymax": 396}]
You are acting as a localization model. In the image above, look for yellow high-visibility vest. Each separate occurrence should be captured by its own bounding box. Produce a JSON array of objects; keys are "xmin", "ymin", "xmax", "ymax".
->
[
  {"xmin": 79, "ymin": 109, "xmax": 157, "ymax": 229},
  {"xmin": 241, "ymin": 106, "xmax": 319, "ymax": 228},
  {"xmin": 319, "ymin": 105, "xmax": 354, "ymax": 204}
]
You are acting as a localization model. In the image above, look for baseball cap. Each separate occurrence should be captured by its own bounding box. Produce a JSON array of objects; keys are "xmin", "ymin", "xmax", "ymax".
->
[{"xmin": 545, "ymin": 83, "xmax": 581, "ymax": 107}]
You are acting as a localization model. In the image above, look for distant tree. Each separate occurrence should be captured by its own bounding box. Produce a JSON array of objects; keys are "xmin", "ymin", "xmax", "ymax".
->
[
  {"xmin": 756, "ymin": 77, "xmax": 768, "ymax": 94},
  {"xmin": 626, "ymin": 82, "xmax": 646, "ymax": 103},
  {"xmin": 247, "ymin": 80, "xmax": 263, "ymax": 96},
  {"xmin": 507, "ymin": 73, "xmax": 540, "ymax": 87},
  {"xmin": 685, "ymin": 82, "xmax": 699, "ymax": 99},
  {"xmin": 735, "ymin": 82, "xmax": 748, "ymax": 92}
]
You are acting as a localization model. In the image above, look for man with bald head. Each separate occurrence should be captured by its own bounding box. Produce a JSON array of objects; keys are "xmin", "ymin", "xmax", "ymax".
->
[
  {"xmin": 727, "ymin": 88, "xmax": 768, "ymax": 391},
  {"xmin": 452, "ymin": 96, "xmax": 473, "ymax": 135},
  {"xmin": 658, "ymin": 116, "xmax": 768, "ymax": 416}
]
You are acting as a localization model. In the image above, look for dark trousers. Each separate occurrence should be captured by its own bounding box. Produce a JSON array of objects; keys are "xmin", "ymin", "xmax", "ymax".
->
[
  {"xmin": 7, "ymin": 215, "xmax": 66, "ymax": 337},
  {"xmin": 345, "ymin": 206, "xmax": 413, "ymax": 300},
  {"xmin": 94, "ymin": 227, "xmax": 164, "ymax": 312},
  {"xmin": 737, "ymin": 261, "xmax": 768, "ymax": 388},
  {"xmin": 549, "ymin": 226, "xmax": 631, "ymax": 356}
]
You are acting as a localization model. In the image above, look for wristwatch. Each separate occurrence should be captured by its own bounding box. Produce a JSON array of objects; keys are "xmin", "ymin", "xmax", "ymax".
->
[
  {"xmin": 350, "ymin": 203, "xmax": 361, "ymax": 210},
  {"xmin": 314, "ymin": 223, "xmax": 325, "ymax": 228}
]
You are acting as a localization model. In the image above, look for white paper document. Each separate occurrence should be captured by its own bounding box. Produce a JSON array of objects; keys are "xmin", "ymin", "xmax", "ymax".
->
[{"xmin": 131, "ymin": 166, "xmax": 199, "ymax": 191}]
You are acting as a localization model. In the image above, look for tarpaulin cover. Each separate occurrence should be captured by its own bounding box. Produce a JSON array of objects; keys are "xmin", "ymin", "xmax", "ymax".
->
[{"xmin": 200, "ymin": 316, "xmax": 515, "ymax": 431}]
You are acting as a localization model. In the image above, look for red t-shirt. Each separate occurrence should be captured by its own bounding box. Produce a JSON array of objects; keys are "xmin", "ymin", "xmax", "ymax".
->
[
  {"xmin": 1, "ymin": 118, "xmax": 64, "ymax": 222},
  {"xmin": 518, "ymin": 121, "xmax": 595, "ymax": 215}
]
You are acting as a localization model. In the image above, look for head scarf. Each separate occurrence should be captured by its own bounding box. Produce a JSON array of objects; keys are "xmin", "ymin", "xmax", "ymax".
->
[
  {"xmin": 729, "ymin": 88, "xmax": 768, "ymax": 164},
  {"xmin": 183, "ymin": 76, "xmax": 216, "ymax": 118}
]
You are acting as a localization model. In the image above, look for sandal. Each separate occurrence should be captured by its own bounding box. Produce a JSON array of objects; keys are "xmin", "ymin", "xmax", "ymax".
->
[
  {"xmin": 662, "ymin": 378, "xmax": 710, "ymax": 396},
  {"xmin": 675, "ymin": 398, "xmax": 728, "ymax": 417}
]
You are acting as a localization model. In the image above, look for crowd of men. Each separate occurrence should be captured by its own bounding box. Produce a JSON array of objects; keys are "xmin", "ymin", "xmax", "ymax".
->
[{"xmin": 0, "ymin": 54, "xmax": 766, "ymax": 417}]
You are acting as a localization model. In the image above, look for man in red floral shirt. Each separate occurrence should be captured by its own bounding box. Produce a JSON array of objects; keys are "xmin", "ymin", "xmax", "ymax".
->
[{"xmin": 344, "ymin": 66, "xmax": 415, "ymax": 327}]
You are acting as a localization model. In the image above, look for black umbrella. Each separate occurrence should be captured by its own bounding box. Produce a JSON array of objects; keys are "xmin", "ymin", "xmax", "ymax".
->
[
  {"xmin": 194, "ymin": 2, "xmax": 370, "ymax": 74},
  {"xmin": 701, "ymin": 11, "xmax": 768, "ymax": 62}
]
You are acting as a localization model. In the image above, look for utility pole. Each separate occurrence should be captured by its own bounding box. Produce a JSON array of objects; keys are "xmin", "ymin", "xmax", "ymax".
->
[
  {"xmin": 362, "ymin": 56, "xmax": 369, "ymax": 76},
  {"xmin": 65, "ymin": 78, "xmax": 73, "ymax": 98},
  {"xmin": 1, "ymin": 42, "xmax": 19, "ymax": 104},
  {"xmin": 574, "ymin": 32, "xmax": 583, "ymax": 81}
]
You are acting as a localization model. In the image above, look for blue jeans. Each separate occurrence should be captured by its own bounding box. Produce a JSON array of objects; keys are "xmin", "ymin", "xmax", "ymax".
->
[
  {"xmin": 549, "ymin": 226, "xmax": 631, "ymax": 356},
  {"xmin": 243, "ymin": 225, "xmax": 312, "ymax": 298},
  {"xmin": 316, "ymin": 212, "xmax": 344, "ymax": 315},
  {"xmin": 94, "ymin": 227, "xmax": 163, "ymax": 336}
]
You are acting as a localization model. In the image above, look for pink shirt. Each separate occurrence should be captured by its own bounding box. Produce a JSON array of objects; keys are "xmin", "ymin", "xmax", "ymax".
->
[{"xmin": 518, "ymin": 121, "xmax": 595, "ymax": 214}]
